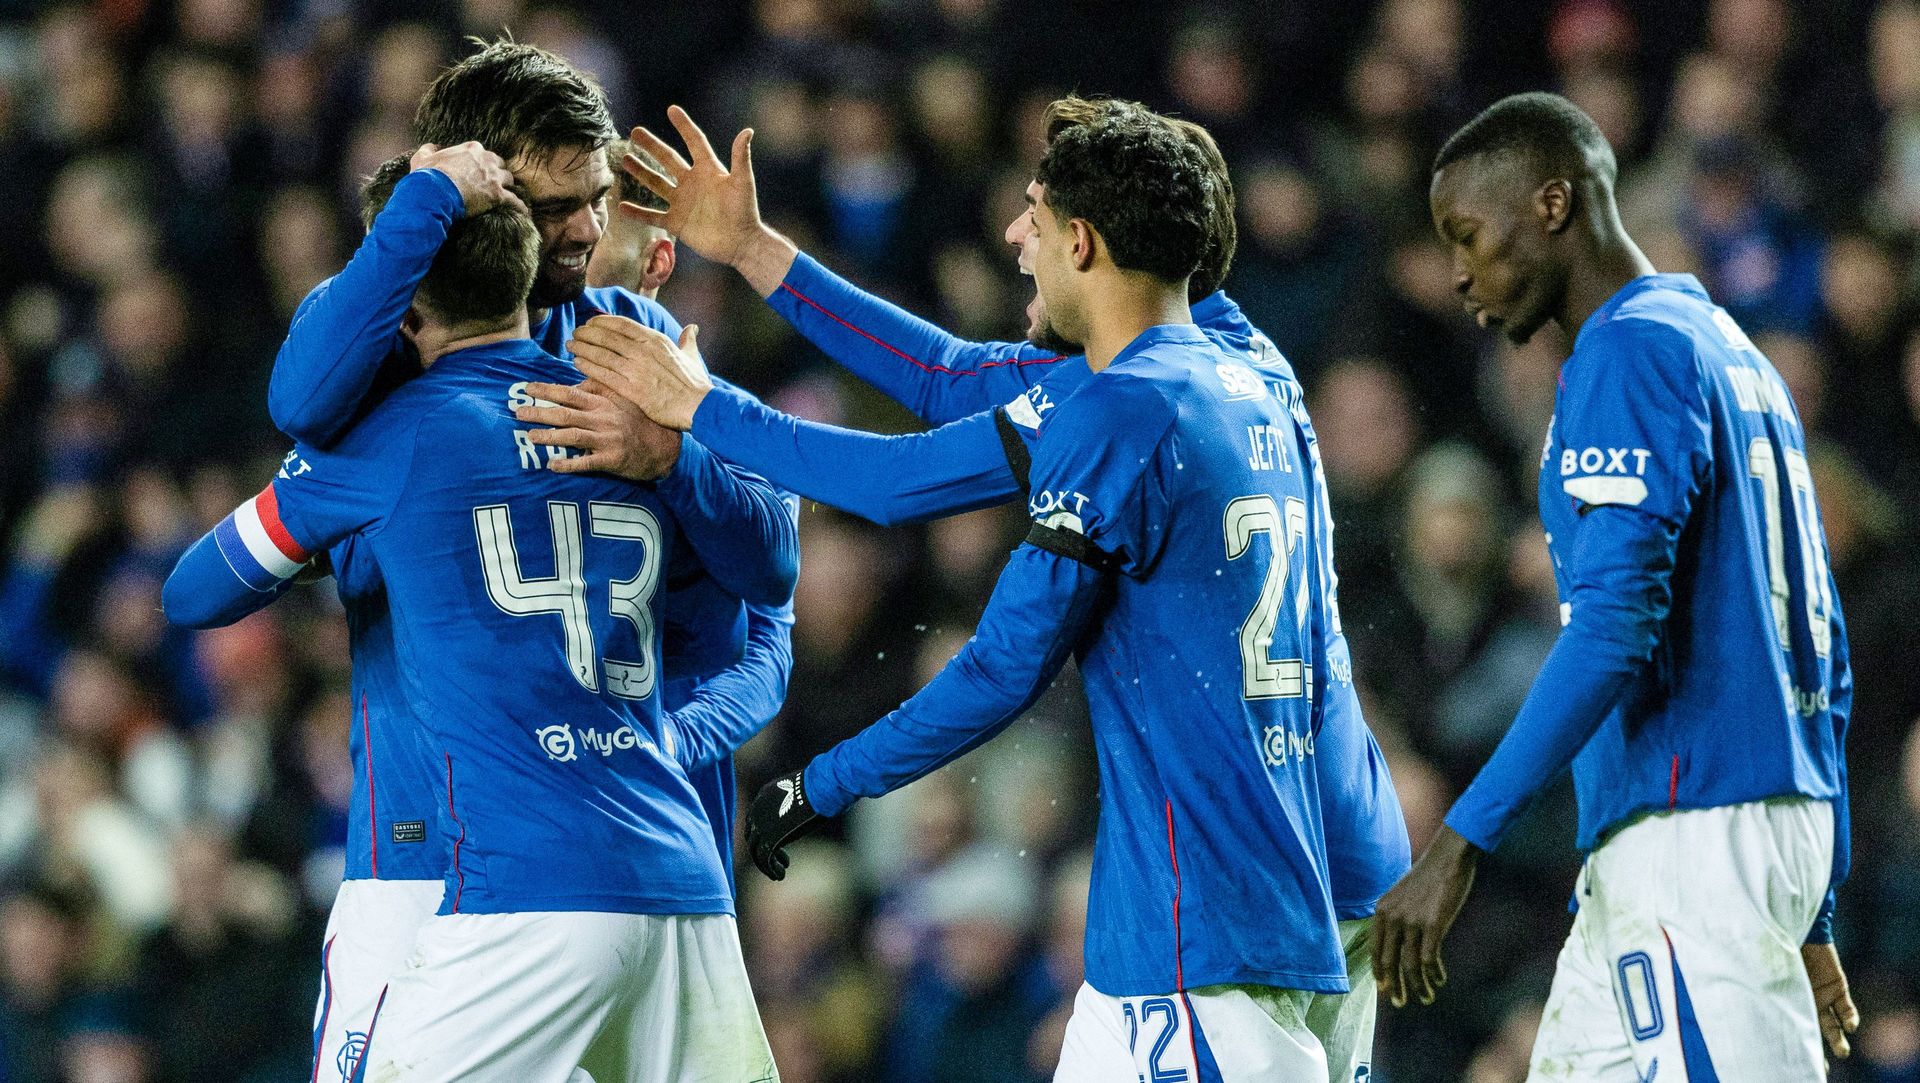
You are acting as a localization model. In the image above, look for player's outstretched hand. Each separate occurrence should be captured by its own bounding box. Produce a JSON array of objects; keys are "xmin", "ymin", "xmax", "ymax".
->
[
  {"xmin": 1802, "ymin": 942, "xmax": 1860, "ymax": 1059},
  {"xmin": 513, "ymin": 378, "xmax": 682, "ymax": 480},
  {"xmin": 410, "ymin": 142, "xmax": 527, "ymax": 218},
  {"xmin": 569, "ymin": 315, "xmax": 713, "ymax": 431},
  {"xmin": 1371, "ymin": 826, "xmax": 1480, "ymax": 1009},
  {"xmin": 745, "ymin": 769, "xmax": 823, "ymax": 881},
  {"xmin": 623, "ymin": 106, "xmax": 797, "ymax": 297}
]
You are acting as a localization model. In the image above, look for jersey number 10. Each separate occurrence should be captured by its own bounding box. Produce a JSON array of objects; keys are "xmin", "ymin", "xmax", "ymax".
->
[
  {"xmin": 473, "ymin": 501, "xmax": 664, "ymax": 699},
  {"xmin": 1746, "ymin": 438, "xmax": 1832, "ymax": 658}
]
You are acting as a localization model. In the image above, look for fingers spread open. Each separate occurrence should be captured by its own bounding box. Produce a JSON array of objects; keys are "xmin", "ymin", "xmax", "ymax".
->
[
  {"xmin": 730, "ymin": 128, "xmax": 754, "ymax": 175},
  {"xmin": 668, "ymin": 104, "xmax": 723, "ymax": 170},
  {"xmin": 623, "ymin": 152, "xmax": 675, "ymax": 197},
  {"xmin": 630, "ymin": 124, "xmax": 690, "ymax": 176},
  {"xmin": 616, "ymin": 202, "xmax": 671, "ymax": 227}
]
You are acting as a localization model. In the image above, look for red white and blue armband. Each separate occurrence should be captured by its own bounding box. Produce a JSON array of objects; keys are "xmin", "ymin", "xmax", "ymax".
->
[
  {"xmin": 215, "ymin": 486, "xmax": 314, "ymax": 591},
  {"xmin": 164, "ymin": 487, "xmax": 315, "ymax": 629}
]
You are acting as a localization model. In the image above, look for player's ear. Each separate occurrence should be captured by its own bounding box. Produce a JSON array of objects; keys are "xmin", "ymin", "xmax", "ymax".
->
[
  {"xmin": 639, "ymin": 237, "xmax": 676, "ymax": 293},
  {"xmin": 1538, "ymin": 179, "xmax": 1573, "ymax": 234},
  {"xmin": 1069, "ymin": 219, "xmax": 1097, "ymax": 271},
  {"xmin": 399, "ymin": 306, "xmax": 426, "ymax": 349}
]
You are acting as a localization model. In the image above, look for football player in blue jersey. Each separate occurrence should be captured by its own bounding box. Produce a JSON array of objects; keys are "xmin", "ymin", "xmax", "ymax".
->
[
  {"xmin": 172, "ymin": 182, "xmax": 786, "ymax": 1080},
  {"xmin": 164, "ymin": 146, "xmax": 794, "ymax": 1081},
  {"xmin": 194, "ymin": 41, "xmax": 798, "ymax": 1079},
  {"xmin": 529, "ymin": 98, "xmax": 1409, "ymax": 1082},
  {"xmin": 249, "ymin": 38, "xmax": 802, "ymax": 1075},
  {"xmin": 581, "ymin": 101, "xmax": 1354, "ymax": 1080},
  {"xmin": 1370, "ymin": 92, "xmax": 1857, "ymax": 1079}
]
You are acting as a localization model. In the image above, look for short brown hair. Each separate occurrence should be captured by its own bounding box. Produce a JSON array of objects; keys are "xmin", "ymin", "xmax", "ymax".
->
[{"xmin": 360, "ymin": 156, "xmax": 539, "ymax": 325}]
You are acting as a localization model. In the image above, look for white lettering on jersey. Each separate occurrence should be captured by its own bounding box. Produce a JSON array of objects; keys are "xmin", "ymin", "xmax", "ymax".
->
[
  {"xmin": 507, "ymin": 381, "xmax": 560, "ymax": 412},
  {"xmin": 1560, "ymin": 443, "xmax": 1653, "ymax": 506},
  {"xmin": 1004, "ymin": 385, "xmax": 1053, "ymax": 431},
  {"xmin": 1724, "ymin": 365, "xmax": 1799, "ymax": 426},
  {"xmin": 1245, "ymin": 425, "xmax": 1294, "ymax": 473},
  {"xmin": 1711, "ymin": 308, "xmax": 1757, "ymax": 351},
  {"xmin": 1563, "ymin": 476, "xmax": 1650, "ymax": 507},
  {"xmin": 536, "ymin": 723, "xmax": 653, "ymax": 762},
  {"xmin": 278, "ymin": 450, "xmax": 312, "ymax": 479},
  {"xmin": 514, "ymin": 430, "xmax": 540, "ymax": 470},
  {"xmin": 1030, "ymin": 488, "xmax": 1091, "ymax": 535},
  {"xmin": 1215, "ymin": 362, "xmax": 1268, "ymax": 401},
  {"xmin": 1262, "ymin": 723, "xmax": 1316, "ymax": 767}
]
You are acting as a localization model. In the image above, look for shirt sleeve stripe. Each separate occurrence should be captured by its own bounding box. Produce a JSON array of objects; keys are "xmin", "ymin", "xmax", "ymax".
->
[
  {"xmin": 213, "ymin": 516, "xmax": 287, "ymax": 593},
  {"xmin": 236, "ymin": 487, "xmax": 309, "ymax": 580}
]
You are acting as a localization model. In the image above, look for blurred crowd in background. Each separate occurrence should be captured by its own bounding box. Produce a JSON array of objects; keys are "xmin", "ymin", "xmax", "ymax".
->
[{"xmin": 2, "ymin": 0, "xmax": 1920, "ymax": 1079}]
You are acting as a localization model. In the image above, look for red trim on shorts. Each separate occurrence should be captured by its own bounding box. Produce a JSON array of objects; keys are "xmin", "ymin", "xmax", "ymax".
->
[
  {"xmin": 777, "ymin": 280, "xmax": 1067, "ymax": 379},
  {"xmin": 445, "ymin": 755, "xmax": 466, "ymax": 913},
  {"xmin": 363, "ymin": 695, "xmax": 377, "ymax": 878},
  {"xmin": 1166, "ymin": 799, "xmax": 1185, "ymax": 991},
  {"xmin": 349, "ymin": 985, "xmax": 388, "ymax": 1083},
  {"xmin": 1668, "ymin": 754, "xmax": 1680, "ymax": 809}
]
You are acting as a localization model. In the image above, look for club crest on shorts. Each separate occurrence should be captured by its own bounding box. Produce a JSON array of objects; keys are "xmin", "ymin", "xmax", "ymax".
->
[{"xmin": 336, "ymin": 1030, "xmax": 367, "ymax": 1081}]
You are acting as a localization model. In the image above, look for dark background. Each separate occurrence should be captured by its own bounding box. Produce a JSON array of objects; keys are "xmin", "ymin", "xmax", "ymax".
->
[{"xmin": 1, "ymin": 0, "xmax": 1918, "ymax": 1079}]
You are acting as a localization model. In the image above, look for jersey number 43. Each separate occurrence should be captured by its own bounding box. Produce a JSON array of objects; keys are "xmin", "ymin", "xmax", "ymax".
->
[{"xmin": 473, "ymin": 501, "xmax": 663, "ymax": 699}]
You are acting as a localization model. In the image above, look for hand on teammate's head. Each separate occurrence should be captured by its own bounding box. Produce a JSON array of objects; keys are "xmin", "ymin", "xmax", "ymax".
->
[{"xmin": 409, "ymin": 141, "xmax": 528, "ymax": 219}]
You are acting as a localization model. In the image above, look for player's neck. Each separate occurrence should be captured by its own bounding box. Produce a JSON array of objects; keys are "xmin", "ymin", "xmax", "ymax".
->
[
  {"xmin": 419, "ymin": 319, "xmax": 533, "ymax": 368},
  {"xmin": 1557, "ymin": 229, "xmax": 1656, "ymax": 337},
  {"xmin": 1082, "ymin": 277, "xmax": 1193, "ymax": 373}
]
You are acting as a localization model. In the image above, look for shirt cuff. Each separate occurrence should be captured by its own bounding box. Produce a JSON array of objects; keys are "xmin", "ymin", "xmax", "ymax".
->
[
  {"xmin": 802, "ymin": 757, "xmax": 852, "ymax": 819},
  {"xmin": 396, "ymin": 167, "xmax": 466, "ymax": 222}
]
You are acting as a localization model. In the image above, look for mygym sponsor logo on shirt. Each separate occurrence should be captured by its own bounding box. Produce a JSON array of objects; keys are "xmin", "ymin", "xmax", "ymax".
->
[{"xmin": 535, "ymin": 723, "xmax": 651, "ymax": 763}]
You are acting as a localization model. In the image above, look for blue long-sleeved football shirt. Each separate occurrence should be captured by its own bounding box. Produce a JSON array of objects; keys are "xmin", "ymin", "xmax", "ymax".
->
[
  {"xmin": 163, "ymin": 493, "xmax": 769, "ymax": 882},
  {"xmin": 253, "ymin": 165, "xmax": 795, "ymax": 890},
  {"xmin": 703, "ymin": 267, "xmax": 1411, "ymax": 919},
  {"xmin": 1444, "ymin": 275, "xmax": 1850, "ymax": 936},
  {"xmin": 804, "ymin": 324, "xmax": 1350, "ymax": 996},
  {"xmin": 263, "ymin": 338, "xmax": 769, "ymax": 914}
]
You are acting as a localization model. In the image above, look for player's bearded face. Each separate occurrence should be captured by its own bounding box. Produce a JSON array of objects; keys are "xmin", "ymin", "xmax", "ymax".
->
[
  {"xmin": 1010, "ymin": 182, "xmax": 1084, "ymax": 353},
  {"xmin": 512, "ymin": 145, "xmax": 613, "ymax": 309}
]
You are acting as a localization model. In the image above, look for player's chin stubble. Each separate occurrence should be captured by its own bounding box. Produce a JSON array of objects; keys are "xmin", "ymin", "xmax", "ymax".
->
[{"xmin": 1028, "ymin": 310, "xmax": 1083, "ymax": 354}]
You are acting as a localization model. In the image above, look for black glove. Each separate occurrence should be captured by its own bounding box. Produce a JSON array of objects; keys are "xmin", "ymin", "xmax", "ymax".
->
[{"xmin": 745, "ymin": 768, "xmax": 822, "ymax": 881}]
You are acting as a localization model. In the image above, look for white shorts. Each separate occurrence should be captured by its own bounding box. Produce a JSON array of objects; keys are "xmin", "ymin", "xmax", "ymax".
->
[
  {"xmin": 359, "ymin": 910, "xmax": 776, "ymax": 1083},
  {"xmin": 1530, "ymin": 796, "xmax": 1834, "ymax": 1082},
  {"xmin": 311, "ymin": 879, "xmax": 443, "ymax": 1083},
  {"xmin": 1308, "ymin": 919, "xmax": 1377, "ymax": 1083},
  {"xmin": 1054, "ymin": 979, "xmax": 1327, "ymax": 1082}
]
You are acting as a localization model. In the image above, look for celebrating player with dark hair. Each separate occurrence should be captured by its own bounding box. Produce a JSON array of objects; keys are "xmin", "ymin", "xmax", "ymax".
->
[
  {"xmin": 537, "ymin": 96, "xmax": 1409, "ymax": 1079},
  {"xmin": 165, "ymin": 38, "xmax": 801, "ymax": 1081},
  {"xmin": 1370, "ymin": 91, "xmax": 1856, "ymax": 1079},
  {"xmin": 574, "ymin": 101, "xmax": 1359, "ymax": 1078}
]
